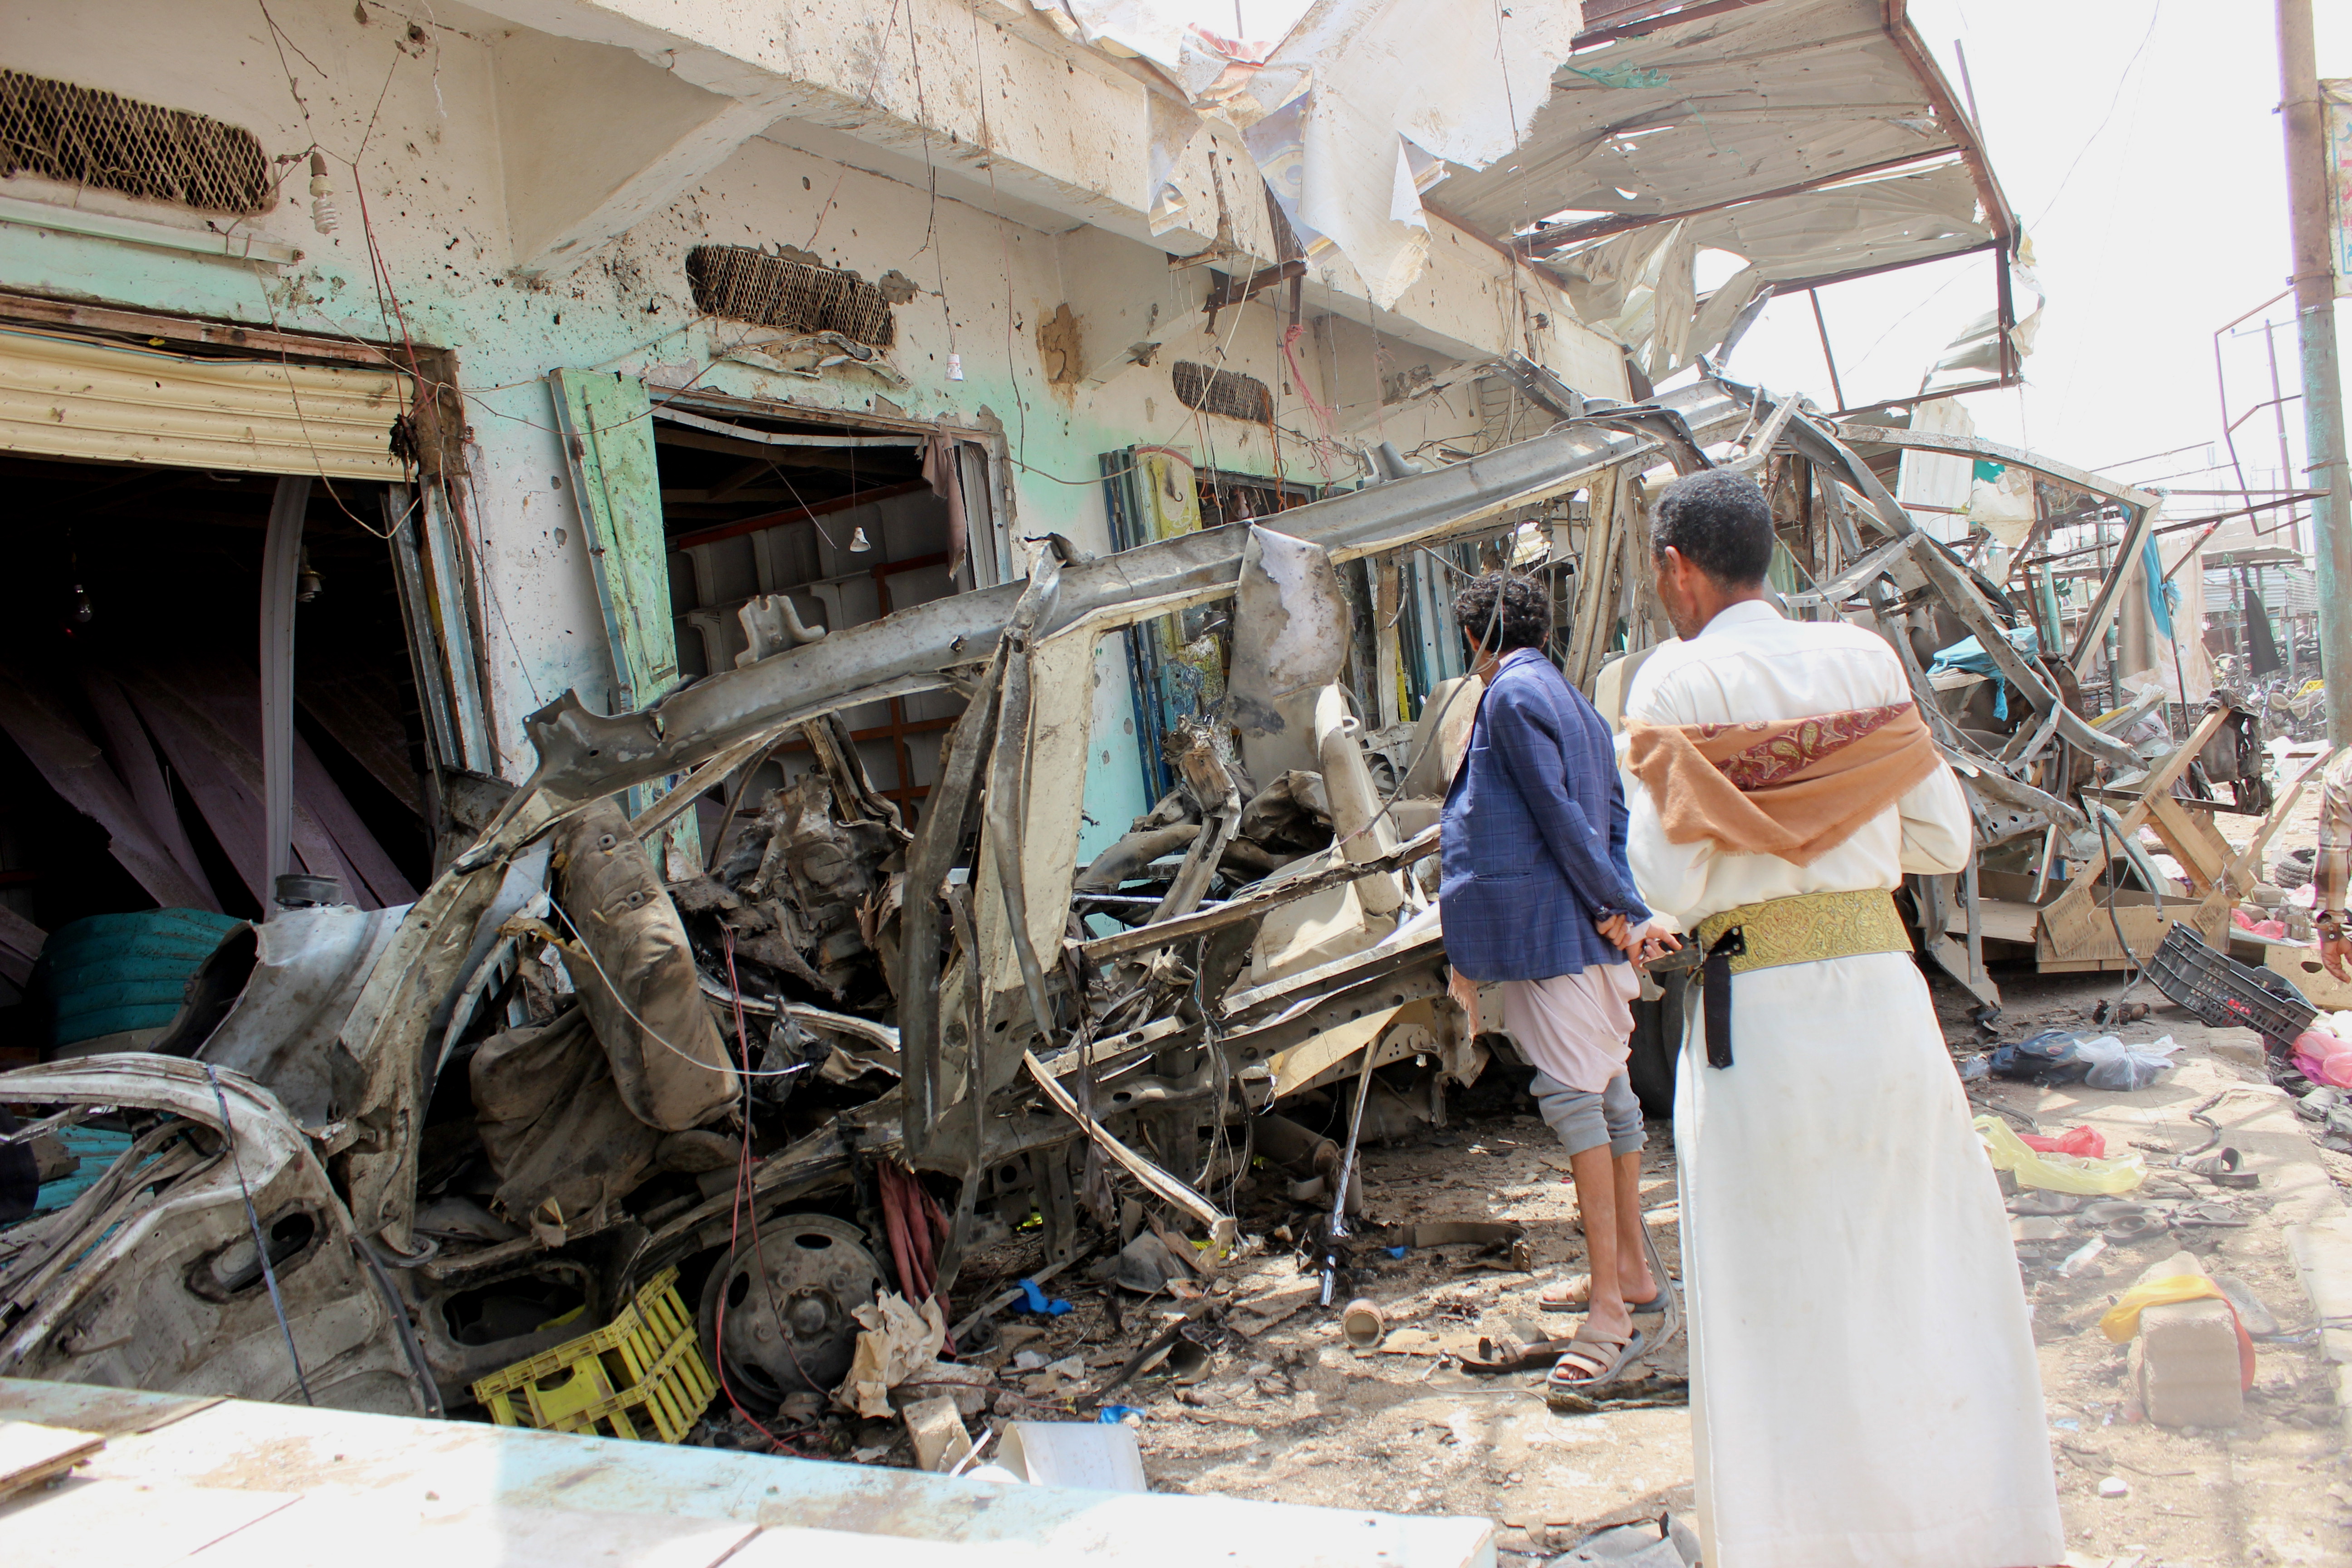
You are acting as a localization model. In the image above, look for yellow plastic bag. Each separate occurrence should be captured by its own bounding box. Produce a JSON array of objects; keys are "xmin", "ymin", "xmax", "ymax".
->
[
  {"xmin": 1973, "ymin": 1115, "xmax": 2145, "ymax": 1194},
  {"xmin": 2099, "ymin": 1275, "xmax": 2224, "ymax": 1342},
  {"xmin": 2099, "ymin": 1276, "xmax": 2255, "ymax": 1390}
]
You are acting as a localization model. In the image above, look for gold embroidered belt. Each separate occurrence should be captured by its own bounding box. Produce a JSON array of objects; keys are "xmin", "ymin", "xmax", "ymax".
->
[{"xmin": 1690, "ymin": 889, "xmax": 1911, "ymax": 1069}]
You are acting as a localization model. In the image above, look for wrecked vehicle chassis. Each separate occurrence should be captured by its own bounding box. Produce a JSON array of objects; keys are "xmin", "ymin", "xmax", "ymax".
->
[
  {"xmin": 3, "ymin": 372, "xmax": 2100, "ymax": 1420},
  {"xmin": 1, "ymin": 383, "xmax": 1758, "ymax": 1418}
]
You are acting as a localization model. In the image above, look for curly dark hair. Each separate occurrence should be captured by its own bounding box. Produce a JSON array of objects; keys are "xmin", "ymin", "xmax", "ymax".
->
[
  {"xmin": 1451, "ymin": 572, "xmax": 1550, "ymax": 654},
  {"xmin": 1652, "ymin": 467, "xmax": 1776, "ymax": 586}
]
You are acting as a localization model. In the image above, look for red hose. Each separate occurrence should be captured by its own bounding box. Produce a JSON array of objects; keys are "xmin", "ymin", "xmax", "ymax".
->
[{"xmin": 877, "ymin": 1161, "xmax": 954, "ymax": 1352}]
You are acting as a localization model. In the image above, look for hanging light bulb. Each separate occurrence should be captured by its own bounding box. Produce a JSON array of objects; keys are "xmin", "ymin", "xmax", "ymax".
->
[
  {"xmin": 309, "ymin": 151, "xmax": 341, "ymax": 235},
  {"xmin": 296, "ymin": 547, "xmax": 324, "ymax": 603},
  {"xmin": 946, "ymin": 353, "xmax": 964, "ymax": 382},
  {"xmin": 848, "ymin": 526, "xmax": 872, "ymax": 554},
  {"xmin": 68, "ymin": 583, "xmax": 93, "ymax": 625}
]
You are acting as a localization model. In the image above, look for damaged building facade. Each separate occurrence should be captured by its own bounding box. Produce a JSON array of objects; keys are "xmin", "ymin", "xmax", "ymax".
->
[{"xmin": 0, "ymin": 0, "xmax": 2044, "ymax": 1427}]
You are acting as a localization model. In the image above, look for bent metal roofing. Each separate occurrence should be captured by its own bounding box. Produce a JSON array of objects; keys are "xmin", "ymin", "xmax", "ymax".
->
[{"xmin": 1426, "ymin": 0, "xmax": 2012, "ymax": 292}]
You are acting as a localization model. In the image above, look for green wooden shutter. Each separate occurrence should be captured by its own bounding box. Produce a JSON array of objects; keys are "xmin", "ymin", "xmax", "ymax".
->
[{"xmin": 548, "ymin": 369, "xmax": 699, "ymax": 869}]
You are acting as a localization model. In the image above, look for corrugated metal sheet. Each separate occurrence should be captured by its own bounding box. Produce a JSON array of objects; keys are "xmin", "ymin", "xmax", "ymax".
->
[
  {"xmin": 1431, "ymin": 0, "xmax": 2000, "ymax": 281},
  {"xmin": 0, "ymin": 328, "xmax": 406, "ymax": 479},
  {"xmin": 2204, "ymin": 565, "xmax": 2316, "ymax": 618}
]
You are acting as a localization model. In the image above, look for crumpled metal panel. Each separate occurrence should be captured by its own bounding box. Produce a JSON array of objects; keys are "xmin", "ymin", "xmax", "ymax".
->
[
  {"xmin": 192, "ymin": 903, "xmax": 411, "ymax": 1127},
  {"xmin": 0, "ymin": 1056, "xmax": 429, "ymax": 1415},
  {"xmin": 1226, "ymin": 524, "xmax": 1351, "ymax": 738},
  {"xmin": 1685, "ymin": 162, "xmax": 1988, "ymax": 285},
  {"xmin": 1434, "ymin": 0, "xmax": 1994, "ymax": 261}
]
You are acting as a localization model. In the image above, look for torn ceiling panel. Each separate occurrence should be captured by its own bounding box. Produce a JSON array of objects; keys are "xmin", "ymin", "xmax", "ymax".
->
[
  {"xmin": 1029, "ymin": 0, "xmax": 2015, "ymax": 370},
  {"xmin": 1433, "ymin": 0, "xmax": 2006, "ymax": 261},
  {"xmin": 1026, "ymin": 0, "xmax": 1583, "ymax": 306},
  {"xmin": 1682, "ymin": 162, "xmax": 1988, "ymax": 286},
  {"xmin": 1421, "ymin": 0, "xmax": 2014, "ymax": 379}
]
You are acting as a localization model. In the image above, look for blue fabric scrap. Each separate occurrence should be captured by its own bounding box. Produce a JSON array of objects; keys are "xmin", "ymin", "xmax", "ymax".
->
[
  {"xmin": 2141, "ymin": 536, "xmax": 2176, "ymax": 642},
  {"xmin": 1928, "ymin": 626, "xmax": 2042, "ymax": 722},
  {"xmin": 1017, "ymin": 1278, "xmax": 1072, "ymax": 1315}
]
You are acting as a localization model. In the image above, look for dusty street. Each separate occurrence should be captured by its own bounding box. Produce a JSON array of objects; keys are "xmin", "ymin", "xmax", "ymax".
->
[{"xmin": 902, "ymin": 958, "xmax": 2352, "ymax": 1568}]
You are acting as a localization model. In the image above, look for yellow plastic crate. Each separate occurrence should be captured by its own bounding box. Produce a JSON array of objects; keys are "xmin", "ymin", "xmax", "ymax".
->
[{"xmin": 471, "ymin": 1266, "xmax": 717, "ymax": 1443}]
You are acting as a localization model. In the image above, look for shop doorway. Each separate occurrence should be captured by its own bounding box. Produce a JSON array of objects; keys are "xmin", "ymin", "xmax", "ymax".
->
[
  {"xmin": 0, "ymin": 319, "xmax": 435, "ymax": 1060},
  {"xmin": 646, "ymin": 396, "xmax": 999, "ymax": 835},
  {"xmin": 0, "ymin": 453, "xmax": 434, "ymax": 1055}
]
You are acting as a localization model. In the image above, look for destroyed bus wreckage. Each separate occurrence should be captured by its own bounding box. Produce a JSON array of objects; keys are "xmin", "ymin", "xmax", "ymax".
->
[{"xmin": 0, "ymin": 372, "xmax": 2177, "ymax": 1423}]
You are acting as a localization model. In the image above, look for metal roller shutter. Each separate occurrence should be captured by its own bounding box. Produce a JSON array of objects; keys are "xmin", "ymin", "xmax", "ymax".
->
[{"xmin": 0, "ymin": 327, "xmax": 407, "ymax": 479}]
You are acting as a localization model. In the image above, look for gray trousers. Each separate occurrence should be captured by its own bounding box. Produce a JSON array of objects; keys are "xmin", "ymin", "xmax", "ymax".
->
[{"xmin": 1530, "ymin": 1069, "xmax": 1646, "ymax": 1158}]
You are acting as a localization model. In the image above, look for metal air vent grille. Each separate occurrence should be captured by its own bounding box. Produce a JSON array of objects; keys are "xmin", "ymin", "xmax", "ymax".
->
[
  {"xmin": 1171, "ymin": 361, "xmax": 1273, "ymax": 424},
  {"xmin": 0, "ymin": 71, "xmax": 270, "ymax": 213},
  {"xmin": 685, "ymin": 245, "xmax": 897, "ymax": 348}
]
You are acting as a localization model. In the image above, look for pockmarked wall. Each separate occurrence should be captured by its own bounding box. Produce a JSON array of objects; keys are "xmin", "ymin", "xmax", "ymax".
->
[{"xmin": 0, "ymin": 0, "xmax": 1628, "ymax": 862}]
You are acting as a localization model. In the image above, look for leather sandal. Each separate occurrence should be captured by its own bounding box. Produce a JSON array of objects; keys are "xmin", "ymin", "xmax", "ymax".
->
[
  {"xmin": 2180, "ymin": 1147, "xmax": 2241, "ymax": 1177},
  {"xmin": 1545, "ymin": 1326, "xmax": 1646, "ymax": 1391},
  {"xmin": 2101, "ymin": 1212, "xmax": 2169, "ymax": 1242},
  {"xmin": 1463, "ymin": 1331, "xmax": 1577, "ymax": 1375}
]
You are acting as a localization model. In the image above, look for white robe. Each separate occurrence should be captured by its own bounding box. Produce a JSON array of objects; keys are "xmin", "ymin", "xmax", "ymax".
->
[{"xmin": 1621, "ymin": 601, "xmax": 2063, "ymax": 1568}]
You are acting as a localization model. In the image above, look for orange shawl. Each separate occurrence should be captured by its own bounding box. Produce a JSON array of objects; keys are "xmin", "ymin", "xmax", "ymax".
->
[{"xmin": 1622, "ymin": 702, "xmax": 1941, "ymax": 866}]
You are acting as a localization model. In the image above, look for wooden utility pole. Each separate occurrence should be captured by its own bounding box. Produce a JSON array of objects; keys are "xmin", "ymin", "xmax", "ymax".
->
[{"xmin": 2276, "ymin": 0, "xmax": 2352, "ymax": 741}]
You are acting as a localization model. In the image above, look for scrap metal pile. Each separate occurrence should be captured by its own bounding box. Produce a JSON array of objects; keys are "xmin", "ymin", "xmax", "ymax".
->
[{"xmin": 0, "ymin": 371, "xmax": 2251, "ymax": 1442}]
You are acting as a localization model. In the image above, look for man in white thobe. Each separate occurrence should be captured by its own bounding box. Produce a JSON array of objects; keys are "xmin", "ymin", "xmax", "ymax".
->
[{"xmin": 1619, "ymin": 469, "xmax": 2063, "ymax": 1568}]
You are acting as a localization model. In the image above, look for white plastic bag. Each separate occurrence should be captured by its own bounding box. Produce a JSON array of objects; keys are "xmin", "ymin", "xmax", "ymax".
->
[{"xmin": 2071, "ymin": 1033, "xmax": 2181, "ymax": 1092}]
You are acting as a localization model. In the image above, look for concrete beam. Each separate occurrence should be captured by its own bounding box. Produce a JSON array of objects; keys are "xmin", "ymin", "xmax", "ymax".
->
[
  {"xmin": 493, "ymin": 29, "xmax": 775, "ymax": 274},
  {"xmin": 459, "ymin": 0, "xmax": 1624, "ymax": 381}
]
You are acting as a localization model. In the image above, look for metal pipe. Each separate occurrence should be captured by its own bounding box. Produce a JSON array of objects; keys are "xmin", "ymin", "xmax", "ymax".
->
[
  {"xmin": 2009, "ymin": 493, "xmax": 2325, "ymax": 573},
  {"xmin": 259, "ymin": 475, "xmax": 314, "ymax": 908},
  {"xmin": 1808, "ymin": 290, "xmax": 1846, "ymax": 413},
  {"xmin": 1315, "ymin": 687, "xmax": 1401, "ymax": 915},
  {"xmin": 2275, "ymin": 0, "xmax": 2352, "ymax": 743}
]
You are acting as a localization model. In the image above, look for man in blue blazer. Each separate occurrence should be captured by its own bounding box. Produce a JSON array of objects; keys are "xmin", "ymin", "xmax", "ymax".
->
[{"xmin": 1440, "ymin": 572, "xmax": 1674, "ymax": 1389}]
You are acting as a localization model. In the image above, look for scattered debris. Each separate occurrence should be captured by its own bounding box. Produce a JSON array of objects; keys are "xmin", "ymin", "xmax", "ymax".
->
[
  {"xmin": 901, "ymin": 1394, "xmax": 974, "ymax": 1472},
  {"xmin": 998, "ymin": 1419, "xmax": 1149, "ymax": 1491},
  {"xmin": 0, "ymin": 348, "xmax": 2326, "ymax": 1546},
  {"xmin": 836, "ymin": 1291, "xmax": 948, "ymax": 1419},
  {"xmin": 2101, "ymin": 1251, "xmax": 2250, "ymax": 1430}
]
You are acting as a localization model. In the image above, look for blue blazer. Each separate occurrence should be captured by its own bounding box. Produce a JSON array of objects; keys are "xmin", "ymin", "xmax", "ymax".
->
[{"xmin": 1440, "ymin": 648, "xmax": 1650, "ymax": 982}]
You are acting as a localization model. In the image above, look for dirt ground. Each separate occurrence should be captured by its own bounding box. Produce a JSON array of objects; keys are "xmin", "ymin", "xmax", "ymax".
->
[
  {"xmin": 916, "ymin": 968, "xmax": 2351, "ymax": 1568},
  {"xmin": 1971, "ymin": 984, "xmax": 2352, "ymax": 1568}
]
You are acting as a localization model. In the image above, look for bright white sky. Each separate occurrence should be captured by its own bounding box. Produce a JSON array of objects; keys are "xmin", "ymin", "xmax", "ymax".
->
[{"xmin": 1721, "ymin": 0, "xmax": 2351, "ymax": 506}]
